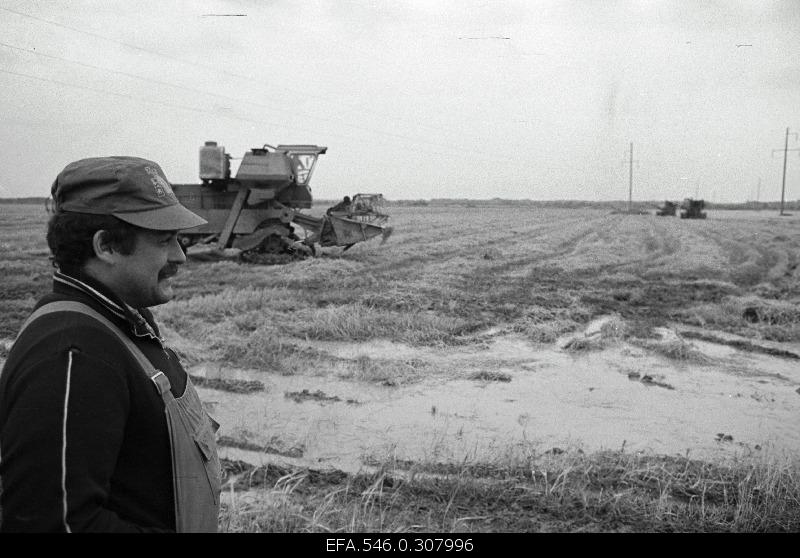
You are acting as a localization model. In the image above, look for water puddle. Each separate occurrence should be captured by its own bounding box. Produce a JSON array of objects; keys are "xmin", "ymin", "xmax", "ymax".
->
[{"xmin": 193, "ymin": 324, "xmax": 800, "ymax": 473}]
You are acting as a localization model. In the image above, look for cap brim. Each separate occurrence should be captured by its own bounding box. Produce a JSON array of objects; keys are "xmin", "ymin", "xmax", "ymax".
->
[{"xmin": 113, "ymin": 203, "xmax": 207, "ymax": 231}]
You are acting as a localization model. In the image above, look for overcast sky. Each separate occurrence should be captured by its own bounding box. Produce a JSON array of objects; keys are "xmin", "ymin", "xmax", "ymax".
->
[{"xmin": 1, "ymin": 0, "xmax": 799, "ymax": 202}]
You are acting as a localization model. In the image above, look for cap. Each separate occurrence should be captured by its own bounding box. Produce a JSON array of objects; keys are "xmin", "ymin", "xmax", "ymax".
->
[{"xmin": 51, "ymin": 156, "xmax": 207, "ymax": 231}]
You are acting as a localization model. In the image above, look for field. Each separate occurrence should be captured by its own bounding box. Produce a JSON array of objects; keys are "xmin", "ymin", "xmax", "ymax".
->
[{"xmin": 2, "ymin": 201, "xmax": 800, "ymax": 532}]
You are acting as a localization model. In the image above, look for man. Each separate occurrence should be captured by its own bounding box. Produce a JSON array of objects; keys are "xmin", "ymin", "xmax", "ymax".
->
[
  {"xmin": 0, "ymin": 156, "xmax": 221, "ymax": 532},
  {"xmin": 326, "ymin": 195, "xmax": 351, "ymax": 215}
]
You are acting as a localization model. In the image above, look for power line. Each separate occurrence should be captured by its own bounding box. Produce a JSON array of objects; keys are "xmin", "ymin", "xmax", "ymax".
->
[
  {"xmin": 1, "ymin": 63, "xmax": 587, "ymax": 174},
  {"xmin": 0, "ymin": 67, "xmax": 275, "ymax": 121},
  {"xmin": 0, "ymin": 67, "xmax": 505, "ymax": 171},
  {"xmin": 0, "ymin": 40, "xmax": 486, "ymax": 159},
  {"xmin": 1, "ymin": 63, "xmax": 600, "ymax": 192},
  {"xmin": 0, "ymin": 5, "xmax": 485, "ymax": 150}
]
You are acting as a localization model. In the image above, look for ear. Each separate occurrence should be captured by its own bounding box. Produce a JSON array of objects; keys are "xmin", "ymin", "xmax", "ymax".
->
[{"xmin": 92, "ymin": 230, "xmax": 118, "ymax": 265}]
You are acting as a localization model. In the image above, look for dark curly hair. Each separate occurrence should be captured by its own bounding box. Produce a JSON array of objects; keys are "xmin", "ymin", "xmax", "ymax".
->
[{"xmin": 46, "ymin": 212, "xmax": 141, "ymax": 275}]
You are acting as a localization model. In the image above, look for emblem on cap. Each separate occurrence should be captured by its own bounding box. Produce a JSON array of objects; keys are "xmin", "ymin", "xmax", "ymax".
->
[{"xmin": 144, "ymin": 165, "xmax": 176, "ymax": 200}]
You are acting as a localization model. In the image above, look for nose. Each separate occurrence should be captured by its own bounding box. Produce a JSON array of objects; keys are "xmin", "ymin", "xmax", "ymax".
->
[{"xmin": 169, "ymin": 236, "xmax": 187, "ymax": 264}]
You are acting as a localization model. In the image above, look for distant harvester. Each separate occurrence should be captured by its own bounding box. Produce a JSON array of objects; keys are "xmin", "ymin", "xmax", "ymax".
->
[
  {"xmin": 680, "ymin": 198, "xmax": 707, "ymax": 219},
  {"xmin": 655, "ymin": 201, "xmax": 677, "ymax": 216}
]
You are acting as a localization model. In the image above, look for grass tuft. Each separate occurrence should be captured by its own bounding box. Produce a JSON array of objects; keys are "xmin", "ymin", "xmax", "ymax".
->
[
  {"xmin": 630, "ymin": 337, "xmax": 712, "ymax": 363},
  {"xmin": 468, "ymin": 370, "xmax": 512, "ymax": 382}
]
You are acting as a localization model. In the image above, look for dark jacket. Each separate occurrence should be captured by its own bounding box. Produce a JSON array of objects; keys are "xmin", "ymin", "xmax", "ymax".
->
[{"xmin": 0, "ymin": 271, "xmax": 190, "ymax": 532}]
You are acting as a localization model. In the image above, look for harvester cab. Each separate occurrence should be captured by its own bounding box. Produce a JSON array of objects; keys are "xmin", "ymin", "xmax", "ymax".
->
[
  {"xmin": 172, "ymin": 141, "xmax": 391, "ymax": 262},
  {"xmin": 680, "ymin": 198, "xmax": 707, "ymax": 219}
]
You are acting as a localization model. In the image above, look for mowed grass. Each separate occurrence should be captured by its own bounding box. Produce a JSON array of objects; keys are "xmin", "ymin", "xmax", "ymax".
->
[
  {"xmin": 218, "ymin": 448, "xmax": 800, "ymax": 533},
  {"xmin": 2, "ymin": 202, "xmax": 800, "ymax": 367},
  {"xmin": 156, "ymin": 205, "xmax": 800, "ymax": 375}
]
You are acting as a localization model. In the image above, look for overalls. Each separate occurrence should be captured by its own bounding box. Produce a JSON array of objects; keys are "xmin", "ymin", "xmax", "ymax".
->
[{"xmin": 15, "ymin": 301, "xmax": 221, "ymax": 532}]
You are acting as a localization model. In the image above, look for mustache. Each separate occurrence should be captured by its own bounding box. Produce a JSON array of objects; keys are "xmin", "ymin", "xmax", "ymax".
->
[{"xmin": 159, "ymin": 264, "xmax": 179, "ymax": 280}]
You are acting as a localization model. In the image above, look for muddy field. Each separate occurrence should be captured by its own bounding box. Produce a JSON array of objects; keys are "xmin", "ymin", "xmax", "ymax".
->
[{"xmin": 2, "ymin": 202, "xmax": 800, "ymax": 531}]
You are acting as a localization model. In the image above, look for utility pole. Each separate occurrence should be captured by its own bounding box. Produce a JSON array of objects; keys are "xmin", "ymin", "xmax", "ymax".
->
[
  {"xmin": 623, "ymin": 142, "xmax": 638, "ymax": 213},
  {"xmin": 772, "ymin": 127, "xmax": 800, "ymax": 216},
  {"xmin": 757, "ymin": 178, "xmax": 761, "ymax": 210},
  {"xmin": 629, "ymin": 142, "xmax": 633, "ymax": 213}
]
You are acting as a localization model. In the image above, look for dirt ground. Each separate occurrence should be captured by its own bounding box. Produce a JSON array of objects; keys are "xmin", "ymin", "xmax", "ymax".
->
[{"xmin": 197, "ymin": 314, "xmax": 800, "ymax": 475}]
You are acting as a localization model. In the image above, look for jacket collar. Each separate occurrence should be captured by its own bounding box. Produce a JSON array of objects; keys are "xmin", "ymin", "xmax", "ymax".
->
[{"xmin": 53, "ymin": 271, "xmax": 164, "ymax": 342}]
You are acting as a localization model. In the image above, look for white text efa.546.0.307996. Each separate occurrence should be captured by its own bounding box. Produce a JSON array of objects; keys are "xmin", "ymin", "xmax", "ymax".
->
[{"xmin": 325, "ymin": 537, "xmax": 474, "ymax": 552}]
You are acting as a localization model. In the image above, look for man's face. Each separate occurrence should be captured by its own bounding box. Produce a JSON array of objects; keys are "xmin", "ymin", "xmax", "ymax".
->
[{"xmin": 107, "ymin": 229, "xmax": 186, "ymax": 308}]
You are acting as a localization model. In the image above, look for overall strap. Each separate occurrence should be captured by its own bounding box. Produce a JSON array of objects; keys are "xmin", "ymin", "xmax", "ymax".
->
[{"xmin": 16, "ymin": 300, "xmax": 172, "ymax": 395}]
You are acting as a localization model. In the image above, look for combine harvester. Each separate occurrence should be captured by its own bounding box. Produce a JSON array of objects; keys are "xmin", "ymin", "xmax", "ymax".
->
[
  {"xmin": 172, "ymin": 141, "xmax": 391, "ymax": 263},
  {"xmin": 654, "ymin": 201, "xmax": 677, "ymax": 216},
  {"xmin": 680, "ymin": 198, "xmax": 707, "ymax": 219}
]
